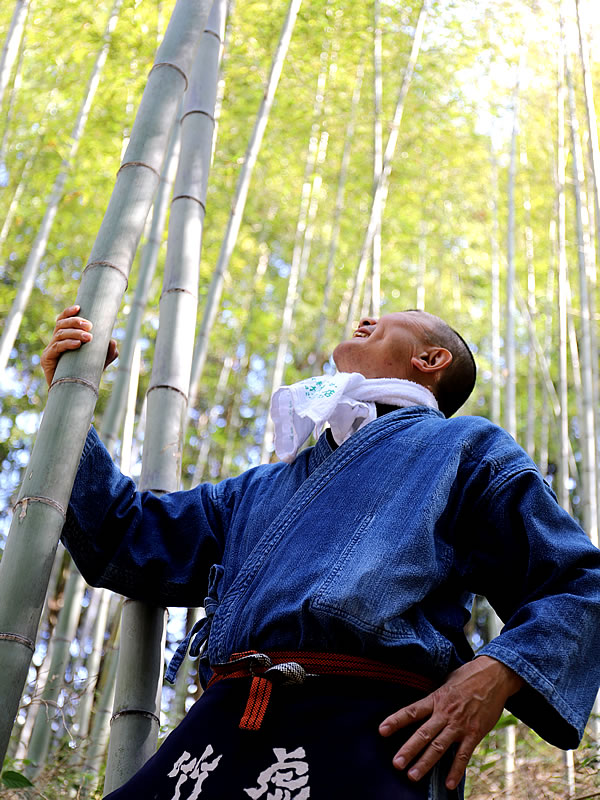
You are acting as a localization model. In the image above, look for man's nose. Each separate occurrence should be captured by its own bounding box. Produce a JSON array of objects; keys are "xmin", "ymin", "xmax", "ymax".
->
[{"xmin": 359, "ymin": 317, "xmax": 377, "ymax": 327}]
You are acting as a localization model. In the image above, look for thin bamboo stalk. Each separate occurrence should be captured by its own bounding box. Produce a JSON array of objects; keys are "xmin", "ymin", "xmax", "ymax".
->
[
  {"xmin": 575, "ymin": 0, "xmax": 600, "ymax": 253},
  {"xmin": 70, "ymin": 587, "xmax": 102, "ymax": 690},
  {"xmin": 191, "ymin": 240, "xmax": 269, "ymax": 485},
  {"xmin": 118, "ymin": 340, "xmax": 142, "ymax": 477},
  {"xmin": 260, "ymin": 115, "xmax": 332, "ymax": 462},
  {"xmin": 0, "ymin": 1, "xmax": 27, "ymax": 171},
  {"xmin": 415, "ymin": 222, "xmax": 427, "ymax": 311},
  {"xmin": 192, "ymin": 355, "xmax": 233, "ymax": 485},
  {"xmin": 11, "ymin": 545, "xmax": 67, "ymax": 763},
  {"xmin": 520, "ymin": 140, "xmax": 536, "ymax": 460},
  {"xmin": 539, "ymin": 240, "xmax": 555, "ymax": 477},
  {"xmin": 371, "ymin": 0, "xmax": 383, "ymax": 318},
  {"xmin": 0, "ymin": 0, "xmax": 29, "ymax": 110},
  {"xmin": 343, "ymin": 0, "xmax": 429, "ymax": 338},
  {"xmin": 72, "ymin": 589, "xmax": 111, "ymax": 744},
  {"xmin": 557, "ymin": 12, "xmax": 570, "ymax": 512},
  {"xmin": 168, "ymin": 607, "xmax": 204, "ymax": 727},
  {"xmin": 566, "ymin": 46, "xmax": 598, "ymax": 546},
  {"xmin": 188, "ymin": 0, "xmax": 303, "ymax": 409},
  {"xmin": 564, "ymin": 749, "xmax": 576, "ymax": 797},
  {"xmin": 0, "ymin": 0, "xmax": 124, "ymax": 374},
  {"xmin": 505, "ymin": 51, "xmax": 524, "ymax": 441},
  {"xmin": 25, "ymin": 567, "xmax": 86, "ymax": 776},
  {"xmin": 104, "ymin": 4, "xmax": 222, "ymax": 789},
  {"xmin": 0, "ymin": 0, "xmax": 212, "ymax": 768},
  {"xmin": 298, "ymin": 131, "xmax": 331, "ymax": 287},
  {"xmin": 314, "ymin": 58, "xmax": 364, "ymax": 360},
  {"xmin": 0, "ymin": 107, "xmax": 48, "ymax": 254},
  {"xmin": 490, "ymin": 147, "xmax": 502, "ymax": 426},
  {"xmin": 81, "ymin": 614, "xmax": 121, "ymax": 795}
]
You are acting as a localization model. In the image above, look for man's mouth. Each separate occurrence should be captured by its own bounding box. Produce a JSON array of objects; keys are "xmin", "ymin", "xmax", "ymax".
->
[{"xmin": 352, "ymin": 327, "xmax": 371, "ymax": 338}]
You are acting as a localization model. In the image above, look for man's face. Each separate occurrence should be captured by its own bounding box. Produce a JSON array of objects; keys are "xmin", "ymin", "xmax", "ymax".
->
[{"xmin": 332, "ymin": 311, "xmax": 432, "ymax": 380}]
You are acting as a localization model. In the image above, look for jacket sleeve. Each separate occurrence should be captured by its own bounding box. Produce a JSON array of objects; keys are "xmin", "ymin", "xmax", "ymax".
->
[
  {"xmin": 459, "ymin": 462, "xmax": 600, "ymax": 750},
  {"xmin": 61, "ymin": 426, "xmax": 226, "ymax": 607}
]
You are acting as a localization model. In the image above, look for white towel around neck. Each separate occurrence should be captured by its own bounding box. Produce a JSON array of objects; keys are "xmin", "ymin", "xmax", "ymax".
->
[{"xmin": 270, "ymin": 372, "xmax": 439, "ymax": 463}]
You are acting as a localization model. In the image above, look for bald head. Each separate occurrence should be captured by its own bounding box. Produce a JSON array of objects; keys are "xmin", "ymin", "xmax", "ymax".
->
[{"xmin": 406, "ymin": 310, "xmax": 477, "ymax": 417}]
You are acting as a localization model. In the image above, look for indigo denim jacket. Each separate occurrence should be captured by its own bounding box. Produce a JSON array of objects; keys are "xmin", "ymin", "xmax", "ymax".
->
[{"xmin": 62, "ymin": 406, "xmax": 600, "ymax": 752}]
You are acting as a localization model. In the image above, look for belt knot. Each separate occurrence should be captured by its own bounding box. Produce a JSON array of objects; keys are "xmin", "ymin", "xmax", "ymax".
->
[{"xmin": 211, "ymin": 651, "xmax": 308, "ymax": 731}]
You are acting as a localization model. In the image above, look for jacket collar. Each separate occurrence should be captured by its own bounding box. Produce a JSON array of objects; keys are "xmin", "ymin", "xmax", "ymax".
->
[{"xmin": 307, "ymin": 404, "xmax": 444, "ymax": 473}]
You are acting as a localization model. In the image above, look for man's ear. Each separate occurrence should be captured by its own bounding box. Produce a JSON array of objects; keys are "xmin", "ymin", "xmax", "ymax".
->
[{"xmin": 411, "ymin": 347, "xmax": 453, "ymax": 374}]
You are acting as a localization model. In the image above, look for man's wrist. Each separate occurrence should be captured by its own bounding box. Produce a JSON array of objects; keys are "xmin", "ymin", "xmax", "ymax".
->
[{"xmin": 476, "ymin": 655, "xmax": 525, "ymax": 698}]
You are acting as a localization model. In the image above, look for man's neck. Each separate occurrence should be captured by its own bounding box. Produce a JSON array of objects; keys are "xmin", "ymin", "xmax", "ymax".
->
[
  {"xmin": 326, "ymin": 403, "xmax": 400, "ymax": 451},
  {"xmin": 375, "ymin": 402, "xmax": 400, "ymax": 417}
]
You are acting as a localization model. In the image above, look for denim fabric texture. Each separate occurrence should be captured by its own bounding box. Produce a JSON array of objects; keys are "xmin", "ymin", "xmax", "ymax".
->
[{"xmin": 62, "ymin": 406, "xmax": 600, "ymax": 754}]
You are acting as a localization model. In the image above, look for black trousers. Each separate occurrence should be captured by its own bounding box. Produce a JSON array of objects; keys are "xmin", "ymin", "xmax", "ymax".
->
[{"xmin": 103, "ymin": 676, "xmax": 456, "ymax": 799}]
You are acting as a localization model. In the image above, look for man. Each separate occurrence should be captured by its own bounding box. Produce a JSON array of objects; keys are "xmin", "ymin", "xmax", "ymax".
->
[{"xmin": 42, "ymin": 306, "xmax": 600, "ymax": 799}]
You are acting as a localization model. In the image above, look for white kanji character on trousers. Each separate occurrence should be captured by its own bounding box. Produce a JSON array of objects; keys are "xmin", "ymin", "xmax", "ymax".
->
[
  {"xmin": 244, "ymin": 747, "xmax": 310, "ymax": 800},
  {"xmin": 167, "ymin": 744, "xmax": 222, "ymax": 800}
]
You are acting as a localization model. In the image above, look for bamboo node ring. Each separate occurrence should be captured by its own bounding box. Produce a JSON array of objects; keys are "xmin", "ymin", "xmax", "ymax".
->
[
  {"xmin": 161, "ymin": 287, "xmax": 196, "ymax": 300},
  {"xmin": 147, "ymin": 383, "xmax": 188, "ymax": 401},
  {"xmin": 150, "ymin": 61, "xmax": 188, "ymax": 91},
  {"xmin": 181, "ymin": 108, "xmax": 215, "ymax": 125},
  {"xmin": 0, "ymin": 632, "xmax": 35, "ymax": 651},
  {"xmin": 117, "ymin": 161, "xmax": 161, "ymax": 179},
  {"xmin": 50, "ymin": 376, "xmax": 99, "ymax": 397},
  {"xmin": 83, "ymin": 259, "xmax": 129, "ymax": 288},
  {"xmin": 204, "ymin": 28, "xmax": 222, "ymax": 43},
  {"xmin": 172, "ymin": 194, "xmax": 206, "ymax": 213},
  {"xmin": 110, "ymin": 709, "xmax": 160, "ymax": 726},
  {"xmin": 13, "ymin": 495, "xmax": 67, "ymax": 519}
]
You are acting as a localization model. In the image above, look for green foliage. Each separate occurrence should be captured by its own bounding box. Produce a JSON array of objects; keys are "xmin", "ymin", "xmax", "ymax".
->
[{"xmin": 0, "ymin": 769, "xmax": 33, "ymax": 788}]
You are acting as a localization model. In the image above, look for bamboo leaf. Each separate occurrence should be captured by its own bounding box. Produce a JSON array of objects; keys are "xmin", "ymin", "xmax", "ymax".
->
[{"xmin": 0, "ymin": 769, "xmax": 34, "ymax": 788}]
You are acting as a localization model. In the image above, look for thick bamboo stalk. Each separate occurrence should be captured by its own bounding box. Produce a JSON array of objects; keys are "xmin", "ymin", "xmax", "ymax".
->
[
  {"xmin": 104, "ymin": 3, "xmax": 222, "ymax": 789},
  {"xmin": 0, "ymin": 0, "xmax": 29, "ymax": 110},
  {"xmin": 343, "ymin": 0, "xmax": 429, "ymax": 338},
  {"xmin": 0, "ymin": 0, "xmax": 212, "ymax": 769},
  {"xmin": 566, "ymin": 47, "xmax": 598, "ymax": 546},
  {"xmin": 188, "ymin": 0, "xmax": 303, "ymax": 408},
  {"xmin": 25, "ymin": 567, "xmax": 86, "ymax": 775},
  {"xmin": 101, "ymin": 123, "xmax": 181, "ymax": 457},
  {"xmin": 0, "ymin": 0, "xmax": 124, "ymax": 374}
]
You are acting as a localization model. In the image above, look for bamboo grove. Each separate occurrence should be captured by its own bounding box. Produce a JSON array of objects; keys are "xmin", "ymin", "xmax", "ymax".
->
[{"xmin": 0, "ymin": 0, "xmax": 599, "ymax": 797}]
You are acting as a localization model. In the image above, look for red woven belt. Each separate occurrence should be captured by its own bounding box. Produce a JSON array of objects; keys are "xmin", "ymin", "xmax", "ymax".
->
[{"xmin": 207, "ymin": 650, "xmax": 436, "ymax": 731}]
